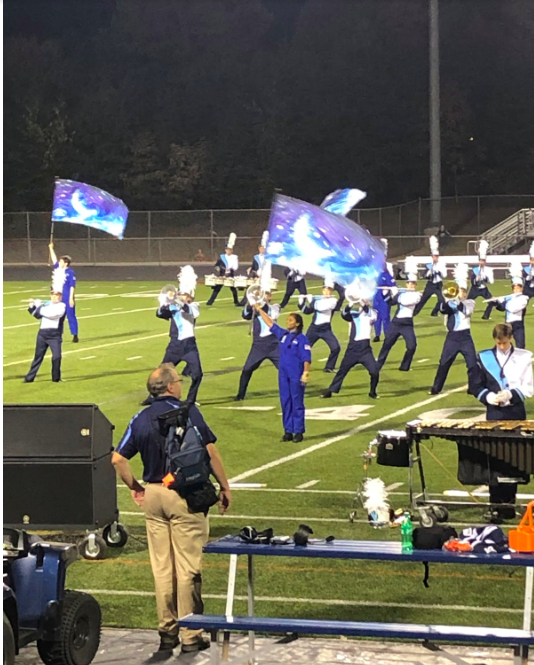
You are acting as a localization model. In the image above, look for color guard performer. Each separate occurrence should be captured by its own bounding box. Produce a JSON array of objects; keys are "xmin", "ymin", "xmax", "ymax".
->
[
  {"xmin": 298, "ymin": 278, "xmax": 340, "ymax": 373},
  {"xmin": 145, "ymin": 267, "xmax": 203, "ymax": 405},
  {"xmin": 254, "ymin": 305, "xmax": 311, "ymax": 443},
  {"xmin": 523, "ymin": 241, "xmax": 534, "ymax": 299},
  {"xmin": 279, "ymin": 268, "xmax": 307, "ymax": 308},
  {"xmin": 206, "ymin": 233, "xmax": 241, "ymax": 306},
  {"xmin": 429, "ymin": 264, "xmax": 477, "ymax": 395},
  {"xmin": 414, "ymin": 236, "xmax": 447, "ymax": 316},
  {"xmin": 467, "ymin": 240, "xmax": 495, "ymax": 319},
  {"xmin": 247, "ymin": 231, "xmax": 269, "ymax": 278},
  {"xmin": 49, "ymin": 242, "xmax": 78, "ymax": 342},
  {"xmin": 234, "ymin": 277, "xmax": 280, "ymax": 401},
  {"xmin": 24, "ymin": 289, "xmax": 66, "ymax": 383},
  {"xmin": 492, "ymin": 261, "xmax": 529, "ymax": 349},
  {"xmin": 322, "ymin": 286, "xmax": 379, "ymax": 399},
  {"xmin": 471, "ymin": 323, "xmax": 533, "ymax": 521},
  {"xmin": 377, "ymin": 257, "xmax": 422, "ymax": 372},
  {"xmin": 373, "ymin": 238, "xmax": 396, "ymax": 342}
]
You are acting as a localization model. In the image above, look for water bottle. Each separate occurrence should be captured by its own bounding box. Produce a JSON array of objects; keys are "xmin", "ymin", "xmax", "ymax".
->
[{"xmin": 401, "ymin": 511, "xmax": 414, "ymax": 554}]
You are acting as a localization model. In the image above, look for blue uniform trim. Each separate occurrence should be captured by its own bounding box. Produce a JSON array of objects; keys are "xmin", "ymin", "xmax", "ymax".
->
[
  {"xmin": 115, "ymin": 412, "xmax": 141, "ymax": 453},
  {"xmin": 170, "ymin": 305, "xmax": 184, "ymax": 338},
  {"xmin": 221, "ymin": 254, "xmax": 228, "ymax": 268},
  {"xmin": 476, "ymin": 388, "xmax": 489, "ymax": 401},
  {"xmin": 479, "ymin": 349, "xmax": 509, "ymax": 390},
  {"xmin": 515, "ymin": 389, "xmax": 525, "ymax": 402}
]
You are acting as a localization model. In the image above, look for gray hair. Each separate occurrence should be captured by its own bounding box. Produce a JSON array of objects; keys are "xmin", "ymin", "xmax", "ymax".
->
[{"xmin": 146, "ymin": 363, "xmax": 177, "ymax": 396}]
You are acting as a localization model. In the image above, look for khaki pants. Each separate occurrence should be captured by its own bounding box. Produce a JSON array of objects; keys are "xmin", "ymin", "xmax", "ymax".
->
[{"xmin": 144, "ymin": 483, "xmax": 209, "ymax": 644}]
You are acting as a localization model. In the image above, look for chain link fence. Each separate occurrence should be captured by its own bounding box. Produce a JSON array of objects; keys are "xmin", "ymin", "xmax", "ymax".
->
[{"xmin": 4, "ymin": 195, "xmax": 533, "ymax": 265}]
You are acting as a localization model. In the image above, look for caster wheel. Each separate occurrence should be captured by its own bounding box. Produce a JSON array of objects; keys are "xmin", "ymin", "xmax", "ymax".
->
[
  {"xmin": 349, "ymin": 511, "xmax": 356, "ymax": 523},
  {"xmin": 432, "ymin": 506, "xmax": 449, "ymax": 523},
  {"xmin": 102, "ymin": 523, "xmax": 128, "ymax": 548},
  {"xmin": 78, "ymin": 534, "xmax": 107, "ymax": 560},
  {"xmin": 419, "ymin": 508, "xmax": 437, "ymax": 528}
]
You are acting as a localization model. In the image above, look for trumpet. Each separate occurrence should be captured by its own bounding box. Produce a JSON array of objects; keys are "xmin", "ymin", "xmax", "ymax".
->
[{"xmin": 442, "ymin": 281, "xmax": 459, "ymax": 300}]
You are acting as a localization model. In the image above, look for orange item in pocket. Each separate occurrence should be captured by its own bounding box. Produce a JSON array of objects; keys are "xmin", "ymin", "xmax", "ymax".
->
[
  {"xmin": 509, "ymin": 501, "xmax": 534, "ymax": 552},
  {"xmin": 162, "ymin": 473, "xmax": 175, "ymax": 487}
]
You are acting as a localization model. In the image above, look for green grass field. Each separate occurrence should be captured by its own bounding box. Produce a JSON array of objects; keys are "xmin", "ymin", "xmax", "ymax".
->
[{"xmin": 3, "ymin": 279, "xmax": 533, "ymax": 631}]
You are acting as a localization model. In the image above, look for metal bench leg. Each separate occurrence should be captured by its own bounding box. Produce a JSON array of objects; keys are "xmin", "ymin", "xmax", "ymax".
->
[
  {"xmin": 222, "ymin": 554, "xmax": 238, "ymax": 661},
  {"xmin": 513, "ymin": 645, "xmax": 529, "ymax": 665},
  {"xmin": 210, "ymin": 630, "xmax": 220, "ymax": 665},
  {"xmin": 523, "ymin": 566, "xmax": 533, "ymax": 631},
  {"xmin": 247, "ymin": 554, "xmax": 255, "ymax": 665}
]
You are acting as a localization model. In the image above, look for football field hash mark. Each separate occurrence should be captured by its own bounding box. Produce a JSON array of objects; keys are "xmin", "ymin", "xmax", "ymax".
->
[
  {"xmin": 126, "ymin": 356, "xmax": 143, "ymax": 361},
  {"xmin": 296, "ymin": 480, "xmax": 319, "ymax": 489}
]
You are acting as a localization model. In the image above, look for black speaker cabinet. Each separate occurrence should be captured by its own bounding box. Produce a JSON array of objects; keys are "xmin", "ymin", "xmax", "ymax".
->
[
  {"xmin": 3, "ymin": 457, "xmax": 118, "ymax": 530},
  {"xmin": 3, "ymin": 404, "xmax": 114, "ymax": 460}
]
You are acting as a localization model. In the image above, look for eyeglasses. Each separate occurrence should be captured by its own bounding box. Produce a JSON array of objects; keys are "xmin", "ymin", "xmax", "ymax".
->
[{"xmin": 170, "ymin": 379, "xmax": 183, "ymax": 384}]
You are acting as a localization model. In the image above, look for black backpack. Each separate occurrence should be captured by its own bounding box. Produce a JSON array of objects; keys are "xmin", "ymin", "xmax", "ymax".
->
[{"xmin": 157, "ymin": 406, "xmax": 218, "ymax": 512}]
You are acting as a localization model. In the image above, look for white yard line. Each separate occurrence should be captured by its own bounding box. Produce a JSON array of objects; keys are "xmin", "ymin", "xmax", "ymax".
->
[
  {"xmin": 385, "ymin": 482, "xmax": 405, "ymax": 491},
  {"xmin": 77, "ymin": 590, "xmax": 521, "ymax": 615},
  {"xmin": 417, "ymin": 358, "xmax": 429, "ymax": 363},
  {"xmin": 296, "ymin": 480, "xmax": 320, "ymax": 489},
  {"xmin": 220, "ymin": 356, "xmax": 235, "ymax": 361},
  {"xmin": 126, "ymin": 356, "xmax": 143, "ymax": 361},
  {"xmin": 3, "ymin": 320, "xmax": 239, "ymax": 367},
  {"xmin": 227, "ymin": 385, "xmax": 468, "ymax": 483}
]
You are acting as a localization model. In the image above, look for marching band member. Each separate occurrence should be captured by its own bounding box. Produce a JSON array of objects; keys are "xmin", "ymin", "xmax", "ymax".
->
[
  {"xmin": 234, "ymin": 262, "xmax": 281, "ymax": 401},
  {"xmin": 429, "ymin": 264, "xmax": 477, "ymax": 395},
  {"xmin": 322, "ymin": 285, "xmax": 379, "ymax": 399},
  {"xmin": 24, "ymin": 289, "xmax": 66, "ymax": 383},
  {"xmin": 373, "ymin": 239, "xmax": 396, "ymax": 342},
  {"xmin": 298, "ymin": 278, "xmax": 340, "ymax": 373},
  {"xmin": 377, "ymin": 257, "xmax": 422, "ymax": 372},
  {"xmin": 206, "ymin": 232, "xmax": 241, "ymax": 306},
  {"xmin": 523, "ymin": 241, "xmax": 534, "ymax": 299},
  {"xmin": 279, "ymin": 268, "xmax": 307, "ymax": 308},
  {"xmin": 247, "ymin": 231, "xmax": 269, "ymax": 278},
  {"xmin": 468, "ymin": 240, "xmax": 495, "ymax": 319},
  {"xmin": 471, "ymin": 323, "xmax": 533, "ymax": 521},
  {"xmin": 414, "ymin": 236, "xmax": 447, "ymax": 316},
  {"xmin": 254, "ymin": 305, "xmax": 311, "ymax": 443},
  {"xmin": 144, "ymin": 267, "xmax": 203, "ymax": 405},
  {"xmin": 49, "ymin": 242, "xmax": 78, "ymax": 342},
  {"xmin": 493, "ymin": 261, "xmax": 529, "ymax": 349}
]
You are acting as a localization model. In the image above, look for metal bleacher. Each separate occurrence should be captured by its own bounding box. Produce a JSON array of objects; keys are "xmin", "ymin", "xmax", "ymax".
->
[{"xmin": 481, "ymin": 208, "xmax": 534, "ymax": 254}]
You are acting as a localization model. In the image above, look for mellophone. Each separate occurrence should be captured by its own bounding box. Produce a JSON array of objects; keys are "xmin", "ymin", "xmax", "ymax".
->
[
  {"xmin": 204, "ymin": 275, "xmax": 279, "ymax": 290},
  {"xmin": 376, "ymin": 419, "xmax": 534, "ymax": 511}
]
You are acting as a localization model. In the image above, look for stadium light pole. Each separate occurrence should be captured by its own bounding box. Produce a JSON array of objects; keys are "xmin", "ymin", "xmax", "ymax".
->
[{"xmin": 429, "ymin": 0, "xmax": 441, "ymax": 228}]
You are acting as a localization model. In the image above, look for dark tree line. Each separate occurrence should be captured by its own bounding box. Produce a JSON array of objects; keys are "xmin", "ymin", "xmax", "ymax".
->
[{"xmin": 4, "ymin": 0, "xmax": 534, "ymax": 212}]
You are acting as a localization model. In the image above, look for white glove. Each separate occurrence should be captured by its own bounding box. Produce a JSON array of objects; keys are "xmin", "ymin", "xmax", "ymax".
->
[
  {"xmin": 391, "ymin": 287, "xmax": 399, "ymax": 297},
  {"xmin": 158, "ymin": 293, "xmax": 168, "ymax": 307},
  {"xmin": 486, "ymin": 392, "xmax": 500, "ymax": 406},
  {"xmin": 298, "ymin": 295, "xmax": 306, "ymax": 306},
  {"xmin": 306, "ymin": 294, "xmax": 314, "ymax": 304},
  {"xmin": 497, "ymin": 390, "xmax": 513, "ymax": 405},
  {"xmin": 32, "ymin": 299, "xmax": 42, "ymax": 308}
]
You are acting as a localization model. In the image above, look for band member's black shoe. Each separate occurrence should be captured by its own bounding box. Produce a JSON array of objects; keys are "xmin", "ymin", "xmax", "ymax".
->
[
  {"xmin": 428, "ymin": 389, "xmax": 439, "ymax": 395},
  {"xmin": 372, "ymin": 335, "xmax": 380, "ymax": 342},
  {"xmin": 481, "ymin": 316, "xmax": 490, "ymax": 320},
  {"xmin": 23, "ymin": 378, "xmax": 34, "ymax": 383},
  {"xmin": 293, "ymin": 433, "xmax": 303, "ymax": 443},
  {"xmin": 369, "ymin": 392, "xmax": 379, "ymax": 399},
  {"xmin": 233, "ymin": 395, "xmax": 244, "ymax": 401},
  {"xmin": 321, "ymin": 391, "xmax": 332, "ymax": 398},
  {"xmin": 323, "ymin": 368, "xmax": 335, "ymax": 373},
  {"xmin": 72, "ymin": 335, "xmax": 79, "ymax": 343},
  {"xmin": 281, "ymin": 432, "xmax": 293, "ymax": 442}
]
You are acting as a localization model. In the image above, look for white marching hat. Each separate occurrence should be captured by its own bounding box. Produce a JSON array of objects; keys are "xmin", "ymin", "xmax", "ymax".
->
[
  {"xmin": 178, "ymin": 265, "xmax": 198, "ymax": 296},
  {"xmin": 405, "ymin": 256, "xmax": 419, "ymax": 282},
  {"xmin": 226, "ymin": 232, "xmax": 237, "ymax": 250},
  {"xmin": 429, "ymin": 235, "xmax": 439, "ymax": 256},
  {"xmin": 454, "ymin": 263, "xmax": 469, "ymax": 291},
  {"xmin": 478, "ymin": 240, "xmax": 489, "ymax": 260}
]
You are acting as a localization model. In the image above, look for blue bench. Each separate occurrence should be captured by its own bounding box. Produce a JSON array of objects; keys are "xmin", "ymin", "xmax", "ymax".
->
[
  {"xmin": 190, "ymin": 537, "xmax": 534, "ymax": 664},
  {"xmin": 180, "ymin": 614, "xmax": 533, "ymax": 664}
]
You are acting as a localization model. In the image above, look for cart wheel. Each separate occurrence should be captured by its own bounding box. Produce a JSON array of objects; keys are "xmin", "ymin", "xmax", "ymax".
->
[
  {"xmin": 102, "ymin": 523, "xmax": 128, "ymax": 548},
  {"xmin": 349, "ymin": 511, "xmax": 356, "ymax": 523},
  {"xmin": 3, "ymin": 612, "xmax": 16, "ymax": 665},
  {"xmin": 37, "ymin": 590, "xmax": 101, "ymax": 665},
  {"xmin": 432, "ymin": 506, "xmax": 449, "ymax": 523},
  {"xmin": 419, "ymin": 508, "xmax": 437, "ymax": 528},
  {"xmin": 78, "ymin": 534, "xmax": 107, "ymax": 560}
]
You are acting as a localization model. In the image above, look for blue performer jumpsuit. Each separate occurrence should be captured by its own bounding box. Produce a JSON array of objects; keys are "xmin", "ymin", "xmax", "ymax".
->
[
  {"xmin": 236, "ymin": 303, "xmax": 280, "ymax": 399},
  {"xmin": 373, "ymin": 265, "xmax": 396, "ymax": 340},
  {"xmin": 270, "ymin": 323, "xmax": 312, "ymax": 435},
  {"xmin": 414, "ymin": 260, "xmax": 445, "ymax": 316},
  {"xmin": 53, "ymin": 261, "xmax": 78, "ymax": 336},
  {"xmin": 24, "ymin": 300, "xmax": 66, "ymax": 382},
  {"xmin": 327, "ymin": 305, "xmax": 379, "ymax": 397},
  {"xmin": 377, "ymin": 290, "xmax": 422, "ymax": 371},
  {"xmin": 279, "ymin": 269, "xmax": 307, "ymax": 308},
  {"xmin": 157, "ymin": 301, "xmax": 203, "ymax": 404},
  {"xmin": 467, "ymin": 266, "xmax": 494, "ymax": 319},
  {"xmin": 298, "ymin": 295, "xmax": 340, "ymax": 371},
  {"xmin": 470, "ymin": 345, "xmax": 533, "ymax": 515},
  {"xmin": 430, "ymin": 298, "xmax": 477, "ymax": 395}
]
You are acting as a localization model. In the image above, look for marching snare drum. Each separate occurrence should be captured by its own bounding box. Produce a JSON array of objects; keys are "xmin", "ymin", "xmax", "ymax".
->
[
  {"xmin": 269, "ymin": 278, "xmax": 279, "ymax": 291},
  {"xmin": 233, "ymin": 276, "xmax": 248, "ymax": 289},
  {"xmin": 223, "ymin": 277, "xmax": 235, "ymax": 287},
  {"xmin": 205, "ymin": 275, "xmax": 225, "ymax": 286},
  {"xmin": 376, "ymin": 430, "xmax": 411, "ymax": 467}
]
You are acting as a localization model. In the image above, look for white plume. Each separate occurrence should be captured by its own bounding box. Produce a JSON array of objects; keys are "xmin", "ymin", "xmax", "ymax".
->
[
  {"xmin": 530, "ymin": 241, "xmax": 534, "ymax": 259},
  {"xmin": 324, "ymin": 276, "xmax": 335, "ymax": 289},
  {"xmin": 509, "ymin": 259, "xmax": 523, "ymax": 282},
  {"xmin": 380, "ymin": 238, "xmax": 388, "ymax": 255},
  {"xmin": 404, "ymin": 256, "xmax": 419, "ymax": 281},
  {"xmin": 178, "ymin": 265, "xmax": 198, "ymax": 296},
  {"xmin": 429, "ymin": 235, "xmax": 439, "ymax": 255},
  {"xmin": 454, "ymin": 263, "xmax": 469, "ymax": 290},
  {"xmin": 227, "ymin": 232, "xmax": 237, "ymax": 249},
  {"xmin": 260, "ymin": 259, "xmax": 272, "ymax": 292},
  {"xmin": 478, "ymin": 239, "xmax": 489, "ymax": 260},
  {"xmin": 362, "ymin": 477, "xmax": 390, "ymax": 528},
  {"xmin": 260, "ymin": 230, "xmax": 269, "ymax": 248}
]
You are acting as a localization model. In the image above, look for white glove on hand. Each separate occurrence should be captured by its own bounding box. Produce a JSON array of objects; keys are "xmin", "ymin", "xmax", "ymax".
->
[
  {"xmin": 486, "ymin": 392, "xmax": 500, "ymax": 406},
  {"xmin": 306, "ymin": 294, "xmax": 314, "ymax": 305},
  {"xmin": 391, "ymin": 287, "xmax": 399, "ymax": 297},
  {"xmin": 497, "ymin": 390, "xmax": 513, "ymax": 405},
  {"xmin": 158, "ymin": 293, "xmax": 168, "ymax": 307}
]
